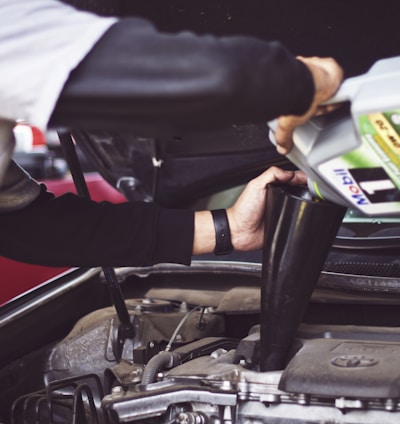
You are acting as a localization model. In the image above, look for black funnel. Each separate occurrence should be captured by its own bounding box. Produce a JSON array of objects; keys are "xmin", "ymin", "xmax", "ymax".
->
[{"xmin": 260, "ymin": 183, "xmax": 346, "ymax": 372}]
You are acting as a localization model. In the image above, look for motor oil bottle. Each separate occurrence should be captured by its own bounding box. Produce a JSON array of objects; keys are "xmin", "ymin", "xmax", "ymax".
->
[{"xmin": 269, "ymin": 56, "xmax": 400, "ymax": 217}]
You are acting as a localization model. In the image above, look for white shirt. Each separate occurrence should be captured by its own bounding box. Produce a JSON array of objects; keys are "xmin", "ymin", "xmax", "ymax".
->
[
  {"xmin": 0, "ymin": 0, "xmax": 116, "ymax": 186},
  {"xmin": 0, "ymin": 0, "xmax": 117, "ymax": 131}
]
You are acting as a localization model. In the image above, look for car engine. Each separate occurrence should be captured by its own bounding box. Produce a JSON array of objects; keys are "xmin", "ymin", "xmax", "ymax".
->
[{"xmin": 3, "ymin": 260, "xmax": 400, "ymax": 424}]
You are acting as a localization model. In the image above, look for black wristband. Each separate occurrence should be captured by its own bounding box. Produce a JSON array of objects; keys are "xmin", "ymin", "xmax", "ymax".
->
[{"xmin": 211, "ymin": 209, "xmax": 234, "ymax": 255}]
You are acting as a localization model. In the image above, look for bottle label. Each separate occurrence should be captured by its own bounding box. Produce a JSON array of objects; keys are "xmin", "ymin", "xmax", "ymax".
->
[{"xmin": 318, "ymin": 111, "xmax": 400, "ymax": 216}]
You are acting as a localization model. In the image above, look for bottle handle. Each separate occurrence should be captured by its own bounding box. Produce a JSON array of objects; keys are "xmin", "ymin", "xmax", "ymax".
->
[{"xmin": 321, "ymin": 74, "xmax": 364, "ymax": 105}]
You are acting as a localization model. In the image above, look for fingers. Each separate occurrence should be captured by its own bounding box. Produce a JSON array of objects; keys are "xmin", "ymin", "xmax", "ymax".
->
[
  {"xmin": 315, "ymin": 103, "xmax": 343, "ymax": 116},
  {"xmin": 286, "ymin": 169, "xmax": 308, "ymax": 186},
  {"xmin": 227, "ymin": 167, "xmax": 308, "ymax": 252},
  {"xmin": 274, "ymin": 118, "xmax": 298, "ymax": 155},
  {"xmin": 266, "ymin": 167, "xmax": 307, "ymax": 186},
  {"xmin": 252, "ymin": 166, "xmax": 307, "ymax": 187}
]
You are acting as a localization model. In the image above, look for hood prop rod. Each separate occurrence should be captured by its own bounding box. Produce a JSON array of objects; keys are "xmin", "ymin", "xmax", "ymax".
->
[{"xmin": 57, "ymin": 129, "xmax": 135, "ymax": 360}]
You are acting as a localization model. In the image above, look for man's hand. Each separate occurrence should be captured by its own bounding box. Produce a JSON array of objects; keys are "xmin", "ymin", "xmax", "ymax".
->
[
  {"xmin": 227, "ymin": 167, "xmax": 307, "ymax": 251},
  {"xmin": 274, "ymin": 56, "xmax": 344, "ymax": 155},
  {"xmin": 193, "ymin": 167, "xmax": 307, "ymax": 255}
]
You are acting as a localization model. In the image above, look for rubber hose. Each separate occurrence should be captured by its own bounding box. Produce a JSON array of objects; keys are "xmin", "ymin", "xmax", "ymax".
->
[{"xmin": 141, "ymin": 351, "xmax": 181, "ymax": 385}]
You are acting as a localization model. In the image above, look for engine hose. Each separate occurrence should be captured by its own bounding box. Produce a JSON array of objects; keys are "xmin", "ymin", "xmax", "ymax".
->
[
  {"xmin": 141, "ymin": 351, "xmax": 181, "ymax": 385},
  {"xmin": 165, "ymin": 305, "xmax": 205, "ymax": 352}
]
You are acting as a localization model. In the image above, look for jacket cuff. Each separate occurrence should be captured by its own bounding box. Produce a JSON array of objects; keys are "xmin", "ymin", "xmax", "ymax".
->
[
  {"xmin": 152, "ymin": 207, "xmax": 195, "ymax": 265},
  {"xmin": 290, "ymin": 58, "xmax": 315, "ymax": 116}
]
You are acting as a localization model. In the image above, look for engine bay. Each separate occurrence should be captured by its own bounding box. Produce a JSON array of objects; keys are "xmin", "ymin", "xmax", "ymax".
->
[
  {"xmin": 1, "ymin": 1, "xmax": 400, "ymax": 421},
  {"xmin": 2, "ymin": 262, "xmax": 400, "ymax": 424}
]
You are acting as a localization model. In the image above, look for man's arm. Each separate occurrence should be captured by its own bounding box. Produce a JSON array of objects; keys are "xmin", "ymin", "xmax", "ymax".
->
[
  {"xmin": 0, "ymin": 167, "xmax": 306, "ymax": 268},
  {"xmin": 0, "ymin": 1, "xmax": 341, "ymax": 139},
  {"xmin": 0, "ymin": 186, "xmax": 194, "ymax": 267},
  {"xmin": 49, "ymin": 18, "xmax": 316, "ymax": 134}
]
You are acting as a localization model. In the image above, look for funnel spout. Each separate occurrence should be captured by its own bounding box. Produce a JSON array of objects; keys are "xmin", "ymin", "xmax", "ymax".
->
[{"xmin": 260, "ymin": 183, "xmax": 346, "ymax": 372}]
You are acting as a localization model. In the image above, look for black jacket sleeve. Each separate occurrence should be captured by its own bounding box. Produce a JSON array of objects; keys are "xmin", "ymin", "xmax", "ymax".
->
[
  {"xmin": 49, "ymin": 17, "xmax": 314, "ymax": 135},
  {"xmin": 0, "ymin": 185, "xmax": 194, "ymax": 267}
]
